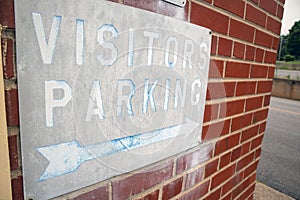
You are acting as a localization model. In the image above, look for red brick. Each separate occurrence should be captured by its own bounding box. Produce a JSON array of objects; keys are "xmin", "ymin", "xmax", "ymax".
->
[
  {"xmin": 251, "ymin": 65, "xmax": 268, "ymax": 78},
  {"xmin": 0, "ymin": 0, "xmax": 15, "ymax": 28},
  {"xmin": 232, "ymin": 174, "xmax": 256, "ymax": 199},
  {"xmin": 8, "ymin": 135, "xmax": 19, "ymax": 170},
  {"xmin": 137, "ymin": 190, "xmax": 159, "ymax": 200},
  {"xmin": 209, "ymin": 59, "xmax": 223, "ymax": 78},
  {"xmin": 211, "ymin": 36, "xmax": 218, "ymax": 55},
  {"xmin": 204, "ymin": 0, "xmax": 212, "ymax": 3},
  {"xmin": 203, "ymin": 103, "xmax": 219, "ymax": 122},
  {"xmin": 251, "ymin": 135, "xmax": 264, "ymax": 150},
  {"xmin": 266, "ymin": 16, "xmax": 281, "ymax": 35},
  {"xmin": 257, "ymin": 80, "xmax": 273, "ymax": 94},
  {"xmin": 268, "ymin": 67, "xmax": 275, "ymax": 79},
  {"xmin": 277, "ymin": 4, "xmax": 284, "ymax": 19},
  {"xmin": 231, "ymin": 113, "xmax": 253, "ymax": 132},
  {"xmin": 236, "ymin": 81, "xmax": 257, "ymax": 96},
  {"xmin": 204, "ymin": 158, "xmax": 219, "ymax": 178},
  {"xmin": 255, "ymin": 147, "xmax": 262, "ymax": 158},
  {"xmin": 222, "ymin": 193, "xmax": 232, "ymax": 200},
  {"xmin": 246, "ymin": 4, "xmax": 267, "ymax": 27},
  {"xmin": 73, "ymin": 185, "xmax": 109, "ymax": 200},
  {"xmin": 225, "ymin": 62, "xmax": 250, "ymax": 78},
  {"xmin": 241, "ymin": 127, "xmax": 257, "ymax": 144},
  {"xmin": 231, "ymin": 146, "xmax": 242, "ymax": 162},
  {"xmin": 124, "ymin": 0, "xmax": 189, "ymax": 21},
  {"xmin": 162, "ymin": 177, "xmax": 183, "ymax": 200},
  {"xmin": 259, "ymin": 122, "xmax": 267, "ymax": 133},
  {"xmin": 241, "ymin": 142, "xmax": 251, "ymax": 155},
  {"xmin": 215, "ymin": 133, "xmax": 241, "ymax": 155},
  {"xmin": 191, "ymin": 2, "xmax": 229, "ymax": 34},
  {"xmin": 272, "ymin": 37, "xmax": 280, "ymax": 50},
  {"xmin": 185, "ymin": 167, "xmax": 204, "ymax": 189},
  {"xmin": 1, "ymin": 38, "xmax": 15, "ymax": 79},
  {"xmin": 218, "ymin": 37, "xmax": 233, "ymax": 57},
  {"xmin": 112, "ymin": 161, "xmax": 173, "ymax": 199},
  {"xmin": 223, "ymin": 82, "xmax": 236, "ymax": 97},
  {"xmin": 206, "ymin": 82, "xmax": 235, "ymax": 100},
  {"xmin": 219, "ymin": 99, "xmax": 245, "ymax": 118},
  {"xmin": 255, "ymin": 48, "xmax": 264, "ymax": 63},
  {"xmin": 230, "ymin": 19, "xmax": 255, "ymax": 42},
  {"xmin": 239, "ymin": 184, "xmax": 255, "ymax": 200},
  {"xmin": 11, "ymin": 176, "xmax": 24, "ymax": 200},
  {"xmin": 248, "ymin": 194, "xmax": 254, "ymax": 200},
  {"xmin": 264, "ymin": 51, "xmax": 277, "ymax": 64},
  {"xmin": 250, "ymin": 0, "xmax": 259, "ymax": 4},
  {"xmin": 255, "ymin": 29, "xmax": 273, "ymax": 48},
  {"xmin": 221, "ymin": 172, "xmax": 243, "ymax": 195},
  {"xmin": 260, "ymin": 0, "xmax": 277, "ymax": 16},
  {"xmin": 237, "ymin": 152, "xmax": 255, "ymax": 171},
  {"xmin": 211, "ymin": 163, "xmax": 236, "ymax": 189},
  {"xmin": 179, "ymin": 180, "xmax": 209, "ymax": 200},
  {"xmin": 202, "ymin": 119, "xmax": 231, "ymax": 141},
  {"xmin": 214, "ymin": 0, "xmax": 245, "ymax": 17},
  {"xmin": 233, "ymin": 42, "xmax": 245, "ymax": 59},
  {"xmin": 241, "ymin": 125, "xmax": 259, "ymax": 142},
  {"xmin": 204, "ymin": 188, "xmax": 221, "ymax": 200},
  {"xmin": 263, "ymin": 95, "xmax": 271, "ymax": 107},
  {"xmin": 253, "ymin": 109, "xmax": 268, "ymax": 123},
  {"xmin": 244, "ymin": 160, "xmax": 259, "ymax": 178},
  {"xmin": 246, "ymin": 45, "xmax": 255, "ymax": 61},
  {"xmin": 220, "ymin": 152, "xmax": 231, "ymax": 169},
  {"xmin": 176, "ymin": 146, "xmax": 212, "ymax": 174},
  {"xmin": 5, "ymin": 89, "xmax": 19, "ymax": 126},
  {"xmin": 246, "ymin": 96, "xmax": 263, "ymax": 111}
]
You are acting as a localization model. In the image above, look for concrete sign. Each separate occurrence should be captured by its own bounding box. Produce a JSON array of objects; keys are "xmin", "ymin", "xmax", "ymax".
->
[{"xmin": 15, "ymin": 0, "xmax": 211, "ymax": 199}]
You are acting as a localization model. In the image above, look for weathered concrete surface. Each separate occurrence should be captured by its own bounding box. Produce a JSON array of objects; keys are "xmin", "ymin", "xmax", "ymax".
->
[
  {"xmin": 254, "ymin": 182, "xmax": 295, "ymax": 200},
  {"xmin": 271, "ymin": 78, "xmax": 300, "ymax": 100}
]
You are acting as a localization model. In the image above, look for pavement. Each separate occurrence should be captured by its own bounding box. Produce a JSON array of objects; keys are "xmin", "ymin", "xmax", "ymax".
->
[
  {"xmin": 256, "ymin": 97, "xmax": 300, "ymax": 199},
  {"xmin": 254, "ymin": 182, "xmax": 295, "ymax": 200}
]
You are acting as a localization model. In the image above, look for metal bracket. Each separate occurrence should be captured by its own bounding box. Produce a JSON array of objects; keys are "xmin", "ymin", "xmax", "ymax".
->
[{"xmin": 163, "ymin": 0, "xmax": 186, "ymax": 7}]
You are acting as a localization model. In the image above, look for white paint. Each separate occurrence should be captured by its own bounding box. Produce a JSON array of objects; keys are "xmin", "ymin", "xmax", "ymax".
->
[
  {"xmin": 86, "ymin": 80, "xmax": 105, "ymax": 121},
  {"xmin": 76, "ymin": 19, "xmax": 84, "ymax": 65},
  {"xmin": 174, "ymin": 78, "xmax": 187, "ymax": 109},
  {"xmin": 96, "ymin": 24, "xmax": 118, "ymax": 66},
  {"xmin": 32, "ymin": 12, "xmax": 61, "ymax": 64},
  {"xmin": 143, "ymin": 31, "xmax": 159, "ymax": 66},
  {"xmin": 117, "ymin": 79, "xmax": 135, "ymax": 117},
  {"xmin": 128, "ymin": 28, "xmax": 134, "ymax": 67},
  {"xmin": 165, "ymin": 36, "xmax": 178, "ymax": 68},
  {"xmin": 191, "ymin": 79, "xmax": 201, "ymax": 105},
  {"xmin": 183, "ymin": 39, "xmax": 194, "ymax": 69},
  {"xmin": 164, "ymin": 79, "xmax": 170, "ymax": 110},
  {"xmin": 45, "ymin": 80, "xmax": 72, "ymax": 127},
  {"xmin": 199, "ymin": 42, "xmax": 208, "ymax": 69},
  {"xmin": 143, "ymin": 79, "xmax": 158, "ymax": 114}
]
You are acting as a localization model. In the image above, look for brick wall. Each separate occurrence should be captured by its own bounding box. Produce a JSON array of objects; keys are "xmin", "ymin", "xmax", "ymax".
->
[{"xmin": 0, "ymin": 0, "xmax": 284, "ymax": 199}]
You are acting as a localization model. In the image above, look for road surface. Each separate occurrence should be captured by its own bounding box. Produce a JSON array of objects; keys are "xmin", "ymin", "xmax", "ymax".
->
[
  {"xmin": 275, "ymin": 69, "xmax": 300, "ymax": 80},
  {"xmin": 256, "ymin": 96, "xmax": 300, "ymax": 199}
]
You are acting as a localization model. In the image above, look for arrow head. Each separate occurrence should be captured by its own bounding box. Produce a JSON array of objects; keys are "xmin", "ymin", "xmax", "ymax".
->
[{"xmin": 37, "ymin": 141, "xmax": 89, "ymax": 181}]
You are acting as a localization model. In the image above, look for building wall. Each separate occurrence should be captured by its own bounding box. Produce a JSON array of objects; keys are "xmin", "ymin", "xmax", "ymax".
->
[{"xmin": 0, "ymin": 0, "xmax": 284, "ymax": 199}]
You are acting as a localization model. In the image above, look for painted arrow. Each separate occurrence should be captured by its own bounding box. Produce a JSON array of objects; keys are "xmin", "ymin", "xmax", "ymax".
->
[{"xmin": 36, "ymin": 117, "xmax": 198, "ymax": 181}]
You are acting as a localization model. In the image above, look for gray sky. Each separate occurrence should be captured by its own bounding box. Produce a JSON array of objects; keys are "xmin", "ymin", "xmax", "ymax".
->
[{"xmin": 281, "ymin": 0, "xmax": 300, "ymax": 35}]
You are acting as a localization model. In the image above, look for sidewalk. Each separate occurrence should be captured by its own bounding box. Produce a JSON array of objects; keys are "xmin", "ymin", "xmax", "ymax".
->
[{"xmin": 254, "ymin": 182, "xmax": 295, "ymax": 200}]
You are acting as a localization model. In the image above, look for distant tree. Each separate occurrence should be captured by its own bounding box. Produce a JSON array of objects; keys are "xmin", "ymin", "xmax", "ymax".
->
[{"xmin": 286, "ymin": 20, "xmax": 300, "ymax": 59}]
